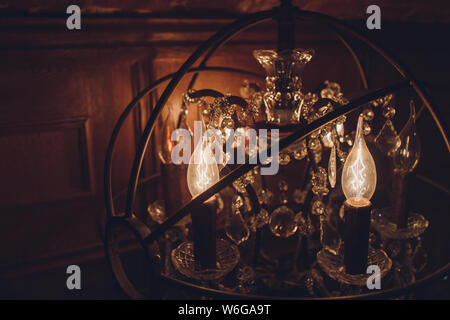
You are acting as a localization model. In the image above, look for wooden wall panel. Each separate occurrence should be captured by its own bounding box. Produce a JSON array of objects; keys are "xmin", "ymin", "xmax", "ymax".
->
[{"xmin": 0, "ymin": 118, "xmax": 93, "ymax": 206}]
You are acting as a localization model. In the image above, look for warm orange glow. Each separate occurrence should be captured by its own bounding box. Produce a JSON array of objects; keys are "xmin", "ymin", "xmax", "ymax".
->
[{"xmin": 166, "ymin": 125, "xmax": 173, "ymax": 154}]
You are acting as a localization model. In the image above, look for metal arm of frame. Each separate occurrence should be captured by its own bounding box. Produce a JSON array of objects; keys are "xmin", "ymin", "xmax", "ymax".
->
[{"xmin": 104, "ymin": 3, "xmax": 450, "ymax": 299}]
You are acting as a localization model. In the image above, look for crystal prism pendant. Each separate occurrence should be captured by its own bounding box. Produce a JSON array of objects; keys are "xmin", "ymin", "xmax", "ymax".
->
[
  {"xmin": 393, "ymin": 101, "xmax": 421, "ymax": 173},
  {"xmin": 225, "ymin": 210, "xmax": 250, "ymax": 245},
  {"xmin": 328, "ymin": 144, "xmax": 337, "ymax": 188},
  {"xmin": 374, "ymin": 119, "xmax": 401, "ymax": 156}
]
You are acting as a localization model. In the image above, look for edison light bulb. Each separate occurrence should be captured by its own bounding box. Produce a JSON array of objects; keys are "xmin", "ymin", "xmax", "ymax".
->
[
  {"xmin": 341, "ymin": 115, "xmax": 377, "ymax": 207},
  {"xmin": 187, "ymin": 137, "xmax": 220, "ymax": 197}
]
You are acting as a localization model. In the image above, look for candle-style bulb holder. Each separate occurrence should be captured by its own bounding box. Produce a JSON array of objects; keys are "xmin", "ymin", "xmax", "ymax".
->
[
  {"xmin": 390, "ymin": 101, "xmax": 421, "ymax": 228},
  {"xmin": 186, "ymin": 134, "xmax": 220, "ymax": 270},
  {"xmin": 340, "ymin": 115, "xmax": 377, "ymax": 274},
  {"xmin": 343, "ymin": 200, "xmax": 371, "ymax": 274},
  {"xmin": 191, "ymin": 199, "xmax": 217, "ymax": 270}
]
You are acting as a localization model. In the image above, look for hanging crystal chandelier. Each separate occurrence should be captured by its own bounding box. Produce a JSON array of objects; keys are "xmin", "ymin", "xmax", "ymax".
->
[{"xmin": 103, "ymin": 0, "xmax": 450, "ymax": 299}]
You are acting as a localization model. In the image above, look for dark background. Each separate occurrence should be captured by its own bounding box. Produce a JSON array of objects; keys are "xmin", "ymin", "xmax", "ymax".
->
[{"xmin": 0, "ymin": 0, "xmax": 448, "ymax": 298}]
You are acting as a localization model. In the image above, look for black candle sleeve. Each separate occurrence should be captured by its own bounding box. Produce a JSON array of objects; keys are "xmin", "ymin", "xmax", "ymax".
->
[
  {"xmin": 391, "ymin": 170, "xmax": 410, "ymax": 228},
  {"xmin": 343, "ymin": 200, "xmax": 371, "ymax": 275},
  {"xmin": 191, "ymin": 200, "xmax": 217, "ymax": 270}
]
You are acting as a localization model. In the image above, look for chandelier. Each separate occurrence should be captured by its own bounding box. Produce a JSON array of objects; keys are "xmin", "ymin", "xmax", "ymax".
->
[{"xmin": 104, "ymin": 0, "xmax": 450, "ymax": 299}]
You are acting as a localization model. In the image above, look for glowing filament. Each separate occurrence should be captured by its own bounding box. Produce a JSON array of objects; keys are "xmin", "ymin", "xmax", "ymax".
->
[
  {"xmin": 195, "ymin": 145, "xmax": 213, "ymax": 193},
  {"xmin": 187, "ymin": 137, "xmax": 220, "ymax": 198},
  {"xmin": 341, "ymin": 115, "xmax": 377, "ymax": 207},
  {"xmin": 348, "ymin": 148, "xmax": 368, "ymax": 200}
]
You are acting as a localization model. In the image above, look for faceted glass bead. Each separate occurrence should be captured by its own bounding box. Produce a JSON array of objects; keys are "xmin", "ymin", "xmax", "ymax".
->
[
  {"xmin": 344, "ymin": 133, "xmax": 354, "ymax": 146},
  {"xmin": 371, "ymin": 94, "xmax": 392, "ymax": 108},
  {"xmin": 237, "ymin": 109, "xmax": 250, "ymax": 123},
  {"xmin": 231, "ymin": 195, "xmax": 244, "ymax": 211},
  {"xmin": 232, "ymin": 171, "xmax": 254, "ymax": 193},
  {"xmin": 226, "ymin": 210, "xmax": 250, "ymax": 245},
  {"xmin": 293, "ymin": 140, "xmax": 308, "ymax": 160},
  {"xmin": 361, "ymin": 108, "xmax": 375, "ymax": 121},
  {"xmin": 321, "ymin": 125, "xmax": 335, "ymax": 148},
  {"xmin": 312, "ymin": 167, "xmax": 329, "ymax": 197},
  {"xmin": 232, "ymin": 177, "xmax": 247, "ymax": 193},
  {"xmin": 279, "ymin": 192, "xmax": 288, "ymax": 204},
  {"xmin": 311, "ymin": 199, "xmax": 325, "ymax": 215},
  {"xmin": 254, "ymin": 208, "xmax": 270, "ymax": 228},
  {"xmin": 269, "ymin": 206, "xmax": 298, "ymax": 238},
  {"xmin": 312, "ymin": 167, "xmax": 327, "ymax": 186},
  {"xmin": 312, "ymin": 149, "xmax": 322, "ymax": 165},
  {"xmin": 296, "ymin": 214, "xmax": 314, "ymax": 237},
  {"xmin": 382, "ymin": 105, "xmax": 396, "ymax": 119},
  {"xmin": 278, "ymin": 153, "xmax": 291, "ymax": 165},
  {"xmin": 336, "ymin": 122, "xmax": 345, "ymax": 141},
  {"xmin": 221, "ymin": 117, "xmax": 235, "ymax": 129},
  {"xmin": 308, "ymin": 137, "xmax": 321, "ymax": 151},
  {"xmin": 147, "ymin": 200, "xmax": 167, "ymax": 224},
  {"xmin": 362, "ymin": 121, "xmax": 371, "ymax": 135}
]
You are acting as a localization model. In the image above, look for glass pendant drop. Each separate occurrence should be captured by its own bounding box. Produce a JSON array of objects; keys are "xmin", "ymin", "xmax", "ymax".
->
[
  {"xmin": 393, "ymin": 101, "xmax": 421, "ymax": 173},
  {"xmin": 328, "ymin": 144, "xmax": 337, "ymax": 188},
  {"xmin": 374, "ymin": 119, "xmax": 401, "ymax": 156},
  {"xmin": 225, "ymin": 210, "xmax": 250, "ymax": 245}
]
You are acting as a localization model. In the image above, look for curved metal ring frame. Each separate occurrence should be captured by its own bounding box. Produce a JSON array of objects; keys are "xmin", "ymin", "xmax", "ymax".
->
[{"xmin": 104, "ymin": 4, "xmax": 450, "ymax": 299}]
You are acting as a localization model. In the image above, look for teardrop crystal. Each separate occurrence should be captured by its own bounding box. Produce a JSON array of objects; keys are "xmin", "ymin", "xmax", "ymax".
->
[
  {"xmin": 328, "ymin": 144, "xmax": 337, "ymax": 188},
  {"xmin": 225, "ymin": 210, "xmax": 250, "ymax": 245},
  {"xmin": 392, "ymin": 101, "xmax": 421, "ymax": 173},
  {"xmin": 374, "ymin": 119, "xmax": 401, "ymax": 156}
]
